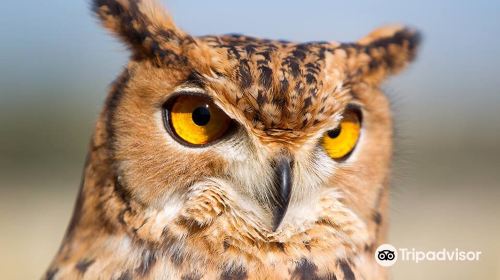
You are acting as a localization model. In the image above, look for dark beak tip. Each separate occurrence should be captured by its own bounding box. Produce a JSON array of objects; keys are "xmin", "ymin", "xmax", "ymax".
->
[{"xmin": 272, "ymin": 157, "xmax": 293, "ymax": 231}]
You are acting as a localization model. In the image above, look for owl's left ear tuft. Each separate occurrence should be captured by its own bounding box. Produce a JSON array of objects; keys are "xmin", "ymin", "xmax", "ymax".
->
[
  {"xmin": 344, "ymin": 25, "xmax": 421, "ymax": 84},
  {"xmin": 92, "ymin": 0, "xmax": 194, "ymax": 65}
]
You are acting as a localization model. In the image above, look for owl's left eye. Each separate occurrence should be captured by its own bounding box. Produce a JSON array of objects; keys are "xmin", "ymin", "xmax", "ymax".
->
[
  {"xmin": 321, "ymin": 107, "xmax": 362, "ymax": 160},
  {"xmin": 163, "ymin": 94, "xmax": 232, "ymax": 146}
]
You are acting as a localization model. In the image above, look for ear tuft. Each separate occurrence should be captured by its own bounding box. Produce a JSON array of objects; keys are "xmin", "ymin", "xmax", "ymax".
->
[
  {"xmin": 359, "ymin": 25, "xmax": 421, "ymax": 70},
  {"xmin": 343, "ymin": 25, "xmax": 421, "ymax": 84},
  {"xmin": 92, "ymin": 0, "xmax": 193, "ymax": 65}
]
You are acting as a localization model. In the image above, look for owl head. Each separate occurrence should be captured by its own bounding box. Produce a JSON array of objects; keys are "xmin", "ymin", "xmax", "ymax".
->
[{"xmin": 84, "ymin": 0, "xmax": 419, "ymax": 266}]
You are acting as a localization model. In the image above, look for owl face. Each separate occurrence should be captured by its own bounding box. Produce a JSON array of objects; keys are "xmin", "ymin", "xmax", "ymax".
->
[{"xmin": 96, "ymin": 0, "xmax": 419, "ymax": 247}]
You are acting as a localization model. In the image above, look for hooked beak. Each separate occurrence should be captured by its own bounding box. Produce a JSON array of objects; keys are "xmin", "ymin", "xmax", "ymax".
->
[{"xmin": 271, "ymin": 157, "xmax": 293, "ymax": 231}]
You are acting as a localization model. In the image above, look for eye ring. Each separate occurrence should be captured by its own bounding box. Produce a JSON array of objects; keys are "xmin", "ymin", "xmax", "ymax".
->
[
  {"xmin": 321, "ymin": 105, "xmax": 363, "ymax": 161},
  {"xmin": 162, "ymin": 92, "xmax": 234, "ymax": 147}
]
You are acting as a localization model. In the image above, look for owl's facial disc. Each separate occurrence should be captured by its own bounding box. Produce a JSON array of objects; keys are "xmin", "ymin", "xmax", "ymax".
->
[{"xmin": 158, "ymin": 86, "xmax": 367, "ymax": 231}]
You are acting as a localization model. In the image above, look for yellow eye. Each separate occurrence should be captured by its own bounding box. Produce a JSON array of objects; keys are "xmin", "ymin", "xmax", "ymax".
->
[
  {"xmin": 165, "ymin": 95, "xmax": 232, "ymax": 146},
  {"xmin": 322, "ymin": 109, "xmax": 361, "ymax": 160}
]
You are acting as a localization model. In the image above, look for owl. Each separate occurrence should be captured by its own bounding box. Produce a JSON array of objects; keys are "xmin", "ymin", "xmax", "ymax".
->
[{"xmin": 45, "ymin": 0, "xmax": 420, "ymax": 279}]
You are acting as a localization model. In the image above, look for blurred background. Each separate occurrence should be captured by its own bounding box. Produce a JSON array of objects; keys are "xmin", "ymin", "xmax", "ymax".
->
[{"xmin": 1, "ymin": 0, "xmax": 499, "ymax": 279}]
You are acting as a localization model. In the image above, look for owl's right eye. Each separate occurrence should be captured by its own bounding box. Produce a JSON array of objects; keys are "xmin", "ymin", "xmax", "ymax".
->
[{"xmin": 163, "ymin": 94, "xmax": 232, "ymax": 146}]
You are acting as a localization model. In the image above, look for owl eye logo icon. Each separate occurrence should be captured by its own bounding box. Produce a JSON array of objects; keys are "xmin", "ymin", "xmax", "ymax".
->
[
  {"xmin": 378, "ymin": 250, "xmax": 395, "ymax": 261},
  {"xmin": 375, "ymin": 244, "xmax": 398, "ymax": 266}
]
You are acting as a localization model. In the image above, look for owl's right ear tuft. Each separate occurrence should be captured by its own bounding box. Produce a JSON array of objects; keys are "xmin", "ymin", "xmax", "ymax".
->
[
  {"xmin": 92, "ymin": 0, "xmax": 193, "ymax": 65},
  {"xmin": 343, "ymin": 25, "xmax": 421, "ymax": 85}
]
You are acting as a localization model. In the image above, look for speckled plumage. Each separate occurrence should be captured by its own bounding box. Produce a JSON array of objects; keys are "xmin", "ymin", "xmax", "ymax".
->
[{"xmin": 46, "ymin": 0, "xmax": 420, "ymax": 279}]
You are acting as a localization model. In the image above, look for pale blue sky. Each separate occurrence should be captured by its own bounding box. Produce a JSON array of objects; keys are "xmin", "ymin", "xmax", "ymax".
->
[{"xmin": 0, "ymin": 0, "xmax": 499, "ymax": 129}]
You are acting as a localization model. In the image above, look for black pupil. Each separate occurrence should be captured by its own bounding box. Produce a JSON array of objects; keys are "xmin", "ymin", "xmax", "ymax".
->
[
  {"xmin": 192, "ymin": 106, "xmax": 211, "ymax": 126},
  {"xmin": 327, "ymin": 127, "xmax": 341, "ymax": 138}
]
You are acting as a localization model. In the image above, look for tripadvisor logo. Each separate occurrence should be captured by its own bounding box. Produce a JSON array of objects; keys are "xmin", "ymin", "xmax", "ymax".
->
[
  {"xmin": 375, "ymin": 244, "xmax": 398, "ymax": 267},
  {"xmin": 375, "ymin": 244, "xmax": 481, "ymax": 266}
]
